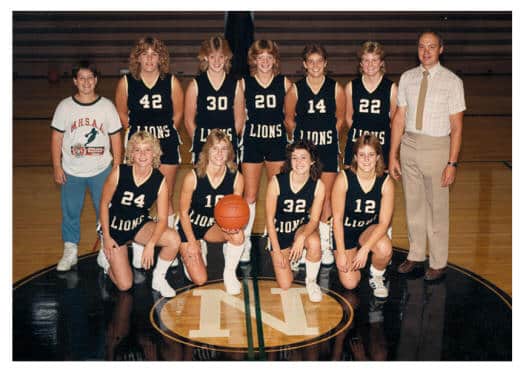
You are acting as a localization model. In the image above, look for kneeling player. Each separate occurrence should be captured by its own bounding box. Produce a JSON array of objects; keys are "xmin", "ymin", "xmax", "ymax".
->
[
  {"xmin": 98, "ymin": 131, "xmax": 181, "ymax": 297},
  {"xmin": 177, "ymin": 129, "xmax": 246, "ymax": 295},
  {"xmin": 265, "ymin": 140, "xmax": 325, "ymax": 302},
  {"xmin": 331, "ymin": 134, "xmax": 394, "ymax": 298}
]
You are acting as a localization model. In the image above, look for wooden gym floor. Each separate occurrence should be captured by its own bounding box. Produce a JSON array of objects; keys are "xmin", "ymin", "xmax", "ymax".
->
[{"xmin": 12, "ymin": 75, "xmax": 512, "ymax": 361}]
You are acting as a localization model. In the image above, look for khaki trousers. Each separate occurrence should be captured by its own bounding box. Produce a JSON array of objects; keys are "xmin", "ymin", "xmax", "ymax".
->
[{"xmin": 400, "ymin": 132, "xmax": 450, "ymax": 269}]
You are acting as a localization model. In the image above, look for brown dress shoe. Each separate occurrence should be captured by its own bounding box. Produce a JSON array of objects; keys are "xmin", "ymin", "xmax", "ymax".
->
[
  {"xmin": 397, "ymin": 259, "xmax": 421, "ymax": 274},
  {"xmin": 424, "ymin": 267, "xmax": 446, "ymax": 281}
]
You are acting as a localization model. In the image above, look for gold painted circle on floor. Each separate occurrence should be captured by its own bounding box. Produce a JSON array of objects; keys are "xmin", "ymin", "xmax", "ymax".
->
[{"xmin": 151, "ymin": 278, "xmax": 353, "ymax": 352}]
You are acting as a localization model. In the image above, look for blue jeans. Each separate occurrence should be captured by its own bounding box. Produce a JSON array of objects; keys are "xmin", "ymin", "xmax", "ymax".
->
[{"xmin": 61, "ymin": 165, "xmax": 111, "ymax": 244}]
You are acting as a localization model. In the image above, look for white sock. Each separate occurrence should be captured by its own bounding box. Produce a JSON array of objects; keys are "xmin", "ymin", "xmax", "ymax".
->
[
  {"xmin": 168, "ymin": 214, "xmax": 176, "ymax": 228},
  {"xmin": 305, "ymin": 259, "xmax": 321, "ymax": 283},
  {"xmin": 223, "ymin": 242, "xmax": 244, "ymax": 294},
  {"xmin": 153, "ymin": 257, "xmax": 172, "ymax": 278},
  {"xmin": 244, "ymin": 202, "xmax": 256, "ymax": 243},
  {"xmin": 319, "ymin": 221, "xmax": 331, "ymax": 248},
  {"xmin": 370, "ymin": 264, "xmax": 386, "ymax": 277}
]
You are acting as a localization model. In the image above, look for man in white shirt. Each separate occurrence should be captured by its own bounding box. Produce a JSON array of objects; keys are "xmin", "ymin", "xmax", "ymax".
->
[
  {"xmin": 51, "ymin": 61, "xmax": 122, "ymax": 271},
  {"xmin": 388, "ymin": 31, "xmax": 466, "ymax": 281}
]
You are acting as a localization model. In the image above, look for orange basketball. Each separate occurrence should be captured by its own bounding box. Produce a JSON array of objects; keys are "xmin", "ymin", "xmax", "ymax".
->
[{"xmin": 214, "ymin": 194, "xmax": 250, "ymax": 230}]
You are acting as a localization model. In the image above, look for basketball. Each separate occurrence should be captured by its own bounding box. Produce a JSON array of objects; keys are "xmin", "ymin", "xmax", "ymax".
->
[{"xmin": 214, "ymin": 194, "xmax": 249, "ymax": 230}]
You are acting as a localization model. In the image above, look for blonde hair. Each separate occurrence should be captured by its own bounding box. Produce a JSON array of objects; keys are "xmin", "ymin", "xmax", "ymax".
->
[
  {"xmin": 125, "ymin": 131, "xmax": 162, "ymax": 169},
  {"xmin": 247, "ymin": 39, "xmax": 281, "ymax": 76},
  {"xmin": 197, "ymin": 35, "xmax": 233, "ymax": 73},
  {"xmin": 357, "ymin": 41, "xmax": 386, "ymax": 74},
  {"xmin": 195, "ymin": 129, "xmax": 237, "ymax": 177},
  {"xmin": 350, "ymin": 134, "xmax": 385, "ymax": 176},
  {"xmin": 129, "ymin": 36, "xmax": 170, "ymax": 80}
]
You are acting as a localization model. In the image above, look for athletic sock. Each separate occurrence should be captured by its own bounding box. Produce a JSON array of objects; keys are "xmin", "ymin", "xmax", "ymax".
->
[{"xmin": 223, "ymin": 242, "xmax": 244, "ymax": 294}]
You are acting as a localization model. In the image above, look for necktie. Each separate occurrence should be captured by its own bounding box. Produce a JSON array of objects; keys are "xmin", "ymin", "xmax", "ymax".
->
[{"xmin": 415, "ymin": 70, "xmax": 429, "ymax": 130}]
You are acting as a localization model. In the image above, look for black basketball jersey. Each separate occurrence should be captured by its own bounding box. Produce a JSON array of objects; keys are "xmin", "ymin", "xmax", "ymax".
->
[
  {"xmin": 243, "ymin": 74, "xmax": 286, "ymax": 139},
  {"xmin": 274, "ymin": 172, "xmax": 318, "ymax": 234},
  {"xmin": 350, "ymin": 76, "xmax": 392, "ymax": 144},
  {"xmin": 109, "ymin": 164, "xmax": 164, "ymax": 233},
  {"xmin": 343, "ymin": 169, "xmax": 387, "ymax": 233},
  {"xmin": 189, "ymin": 167, "xmax": 238, "ymax": 229},
  {"xmin": 295, "ymin": 76, "xmax": 337, "ymax": 146},
  {"xmin": 127, "ymin": 73, "xmax": 174, "ymax": 139}
]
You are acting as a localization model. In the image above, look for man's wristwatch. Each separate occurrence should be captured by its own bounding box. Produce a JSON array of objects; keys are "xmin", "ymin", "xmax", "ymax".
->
[{"xmin": 447, "ymin": 161, "xmax": 458, "ymax": 167}]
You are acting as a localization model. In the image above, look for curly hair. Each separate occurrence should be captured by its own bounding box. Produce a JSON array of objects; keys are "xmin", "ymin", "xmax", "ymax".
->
[
  {"xmin": 350, "ymin": 134, "xmax": 385, "ymax": 176},
  {"xmin": 125, "ymin": 131, "xmax": 162, "ymax": 169},
  {"xmin": 195, "ymin": 129, "xmax": 237, "ymax": 177},
  {"xmin": 197, "ymin": 35, "xmax": 233, "ymax": 73},
  {"xmin": 280, "ymin": 139, "xmax": 322, "ymax": 181},
  {"xmin": 129, "ymin": 36, "xmax": 170, "ymax": 80},
  {"xmin": 357, "ymin": 41, "xmax": 386, "ymax": 74},
  {"xmin": 247, "ymin": 39, "xmax": 281, "ymax": 76}
]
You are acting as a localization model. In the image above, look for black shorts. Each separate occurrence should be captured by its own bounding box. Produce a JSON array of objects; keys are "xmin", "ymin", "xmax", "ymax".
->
[
  {"xmin": 241, "ymin": 130, "xmax": 288, "ymax": 163},
  {"xmin": 332, "ymin": 225, "xmax": 373, "ymax": 251},
  {"xmin": 176, "ymin": 218, "xmax": 215, "ymax": 243},
  {"xmin": 267, "ymin": 231, "xmax": 296, "ymax": 251},
  {"xmin": 107, "ymin": 216, "xmax": 153, "ymax": 246},
  {"xmin": 316, "ymin": 144, "xmax": 339, "ymax": 173},
  {"xmin": 159, "ymin": 130, "xmax": 182, "ymax": 165}
]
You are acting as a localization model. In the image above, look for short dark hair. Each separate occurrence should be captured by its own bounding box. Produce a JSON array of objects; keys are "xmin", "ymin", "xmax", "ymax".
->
[
  {"xmin": 280, "ymin": 139, "xmax": 323, "ymax": 181},
  {"xmin": 418, "ymin": 30, "xmax": 444, "ymax": 47},
  {"xmin": 72, "ymin": 60, "xmax": 98, "ymax": 79}
]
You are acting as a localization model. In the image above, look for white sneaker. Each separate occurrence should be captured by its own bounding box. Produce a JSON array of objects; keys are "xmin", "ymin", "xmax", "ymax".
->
[
  {"xmin": 240, "ymin": 239, "xmax": 251, "ymax": 263},
  {"xmin": 152, "ymin": 275, "xmax": 176, "ymax": 298},
  {"xmin": 96, "ymin": 248, "xmax": 110, "ymax": 274},
  {"xmin": 223, "ymin": 269, "xmax": 241, "ymax": 295},
  {"xmin": 321, "ymin": 247, "xmax": 335, "ymax": 266},
  {"xmin": 57, "ymin": 242, "xmax": 78, "ymax": 271},
  {"xmin": 132, "ymin": 242, "xmax": 144, "ymax": 269},
  {"xmin": 305, "ymin": 279, "xmax": 323, "ymax": 302},
  {"xmin": 369, "ymin": 274, "xmax": 389, "ymax": 299}
]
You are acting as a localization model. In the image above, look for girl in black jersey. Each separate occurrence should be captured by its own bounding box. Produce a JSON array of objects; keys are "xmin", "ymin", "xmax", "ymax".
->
[
  {"xmin": 331, "ymin": 134, "xmax": 394, "ymax": 299},
  {"xmin": 98, "ymin": 131, "xmax": 181, "ymax": 297},
  {"xmin": 265, "ymin": 140, "xmax": 326, "ymax": 302},
  {"xmin": 115, "ymin": 36, "xmax": 185, "ymax": 268},
  {"xmin": 344, "ymin": 41, "xmax": 397, "ymax": 168},
  {"xmin": 285, "ymin": 43, "xmax": 346, "ymax": 266},
  {"xmin": 239, "ymin": 40, "xmax": 293, "ymax": 263},
  {"xmin": 177, "ymin": 129, "xmax": 246, "ymax": 295},
  {"xmin": 184, "ymin": 35, "xmax": 245, "ymax": 165}
]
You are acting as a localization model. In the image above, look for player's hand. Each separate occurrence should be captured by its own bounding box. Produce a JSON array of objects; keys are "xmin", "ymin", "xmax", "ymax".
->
[
  {"xmin": 350, "ymin": 246, "xmax": 370, "ymax": 271},
  {"xmin": 441, "ymin": 164, "xmax": 457, "ymax": 187},
  {"xmin": 141, "ymin": 242, "xmax": 155, "ymax": 270},
  {"xmin": 388, "ymin": 157, "xmax": 401, "ymax": 181},
  {"xmin": 103, "ymin": 236, "xmax": 119, "ymax": 261},
  {"xmin": 289, "ymin": 235, "xmax": 305, "ymax": 262},
  {"xmin": 53, "ymin": 166, "xmax": 67, "ymax": 184},
  {"xmin": 335, "ymin": 250, "xmax": 349, "ymax": 273},
  {"xmin": 272, "ymin": 250, "xmax": 288, "ymax": 269},
  {"xmin": 184, "ymin": 240, "xmax": 202, "ymax": 267},
  {"xmin": 220, "ymin": 226, "xmax": 241, "ymax": 235}
]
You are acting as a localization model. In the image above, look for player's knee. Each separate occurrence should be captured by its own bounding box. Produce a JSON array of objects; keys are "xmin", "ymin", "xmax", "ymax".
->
[
  {"xmin": 340, "ymin": 275, "xmax": 360, "ymax": 290},
  {"xmin": 374, "ymin": 238, "xmax": 392, "ymax": 260},
  {"xmin": 244, "ymin": 194, "xmax": 257, "ymax": 204},
  {"xmin": 277, "ymin": 278, "xmax": 293, "ymax": 291},
  {"xmin": 191, "ymin": 272, "xmax": 208, "ymax": 286},
  {"xmin": 228, "ymin": 231, "xmax": 245, "ymax": 246},
  {"xmin": 115, "ymin": 278, "xmax": 133, "ymax": 292}
]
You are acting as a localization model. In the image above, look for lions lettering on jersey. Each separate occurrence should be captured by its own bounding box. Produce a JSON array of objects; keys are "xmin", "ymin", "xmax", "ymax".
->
[
  {"xmin": 299, "ymin": 129, "xmax": 334, "ymax": 145},
  {"xmin": 350, "ymin": 128, "xmax": 386, "ymax": 145},
  {"xmin": 134, "ymin": 124, "xmax": 171, "ymax": 139},
  {"xmin": 248, "ymin": 123, "xmax": 283, "ymax": 138},
  {"xmin": 110, "ymin": 214, "xmax": 147, "ymax": 232},
  {"xmin": 199, "ymin": 127, "xmax": 234, "ymax": 143}
]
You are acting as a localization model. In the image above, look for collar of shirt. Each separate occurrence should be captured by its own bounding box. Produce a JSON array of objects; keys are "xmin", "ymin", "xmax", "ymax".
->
[{"xmin": 420, "ymin": 62, "xmax": 441, "ymax": 78}]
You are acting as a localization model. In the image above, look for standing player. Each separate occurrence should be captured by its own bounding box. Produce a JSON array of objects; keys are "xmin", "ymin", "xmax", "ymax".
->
[
  {"xmin": 51, "ymin": 60, "xmax": 122, "ymax": 272},
  {"xmin": 184, "ymin": 35, "xmax": 245, "ymax": 164},
  {"xmin": 239, "ymin": 39, "xmax": 292, "ymax": 263},
  {"xmin": 285, "ymin": 43, "xmax": 345, "ymax": 265},
  {"xmin": 97, "ymin": 131, "xmax": 181, "ymax": 297},
  {"xmin": 331, "ymin": 134, "xmax": 394, "ymax": 298},
  {"xmin": 265, "ymin": 140, "xmax": 325, "ymax": 302},
  {"xmin": 344, "ymin": 41, "xmax": 397, "ymax": 168},
  {"xmin": 114, "ymin": 36, "xmax": 184, "ymax": 269},
  {"xmin": 177, "ymin": 129, "xmax": 246, "ymax": 295}
]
